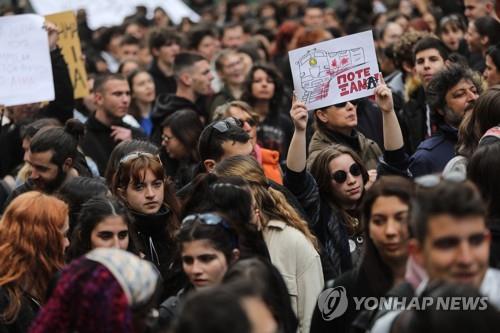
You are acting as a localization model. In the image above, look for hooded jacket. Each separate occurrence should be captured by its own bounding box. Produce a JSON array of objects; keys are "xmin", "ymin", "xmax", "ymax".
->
[{"xmin": 150, "ymin": 94, "xmax": 205, "ymax": 144}]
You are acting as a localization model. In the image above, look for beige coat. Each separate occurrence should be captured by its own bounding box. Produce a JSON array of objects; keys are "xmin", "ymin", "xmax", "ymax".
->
[{"xmin": 263, "ymin": 220, "xmax": 324, "ymax": 333}]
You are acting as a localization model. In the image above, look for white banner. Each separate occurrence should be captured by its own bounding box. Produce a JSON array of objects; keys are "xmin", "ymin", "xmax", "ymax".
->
[
  {"xmin": 30, "ymin": 0, "xmax": 200, "ymax": 29},
  {"xmin": 288, "ymin": 30, "xmax": 380, "ymax": 110},
  {"xmin": 0, "ymin": 14, "xmax": 54, "ymax": 106}
]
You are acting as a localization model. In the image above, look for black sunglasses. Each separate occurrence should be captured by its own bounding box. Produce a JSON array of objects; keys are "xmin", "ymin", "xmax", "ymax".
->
[
  {"xmin": 331, "ymin": 163, "xmax": 362, "ymax": 183},
  {"xmin": 333, "ymin": 99, "xmax": 361, "ymax": 108}
]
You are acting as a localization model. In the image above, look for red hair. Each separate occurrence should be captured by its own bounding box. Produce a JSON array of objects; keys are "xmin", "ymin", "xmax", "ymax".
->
[{"xmin": 0, "ymin": 191, "xmax": 68, "ymax": 323}]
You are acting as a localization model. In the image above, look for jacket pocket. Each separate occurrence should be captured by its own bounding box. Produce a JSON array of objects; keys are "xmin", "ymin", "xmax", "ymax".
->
[{"xmin": 282, "ymin": 273, "xmax": 299, "ymax": 315}]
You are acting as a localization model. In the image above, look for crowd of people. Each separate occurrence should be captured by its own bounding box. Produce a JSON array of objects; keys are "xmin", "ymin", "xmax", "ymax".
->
[{"xmin": 1, "ymin": 0, "xmax": 500, "ymax": 332}]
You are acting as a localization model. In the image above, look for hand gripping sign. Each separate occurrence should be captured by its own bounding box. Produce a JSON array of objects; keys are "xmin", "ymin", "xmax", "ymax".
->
[{"xmin": 288, "ymin": 30, "xmax": 380, "ymax": 110}]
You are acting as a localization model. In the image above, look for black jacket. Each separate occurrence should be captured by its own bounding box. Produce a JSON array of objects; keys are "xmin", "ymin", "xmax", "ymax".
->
[
  {"xmin": 149, "ymin": 60, "xmax": 177, "ymax": 97},
  {"xmin": 398, "ymin": 86, "xmax": 430, "ymax": 154},
  {"xmin": 150, "ymin": 94, "xmax": 204, "ymax": 144},
  {"xmin": 0, "ymin": 287, "xmax": 40, "ymax": 333},
  {"xmin": 80, "ymin": 115, "xmax": 146, "ymax": 175},
  {"xmin": 284, "ymin": 168, "xmax": 363, "ymax": 281},
  {"xmin": 130, "ymin": 208, "xmax": 186, "ymax": 299}
]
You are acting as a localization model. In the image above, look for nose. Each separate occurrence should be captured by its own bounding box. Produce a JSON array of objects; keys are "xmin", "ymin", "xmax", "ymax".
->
[
  {"xmin": 242, "ymin": 120, "xmax": 252, "ymax": 132},
  {"xmin": 31, "ymin": 168, "xmax": 39, "ymax": 179},
  {"xmin": 191, "ymin": 260, "xmax": 203, "ymax": 275},
  {"xmin": 346, "ymin": 172, "xmax": 357, "ymax": 185},
  {"xmin": 466, "ymin": 88, "xmax": 478, "ymax": 101},
  {"xmin": 145, "ymin": 185, "xmax": 155, "ymax": 199},
  {"xmin": 111, "ymin": 236, "xmax": 121, "ymax": 248},
  {"xmin": 385, "ymin": 219, "xmax": 398, "ymax": 238},
  {"xmin": 456, "ymin": 241, "xmax": 474, "ymax": 266},
  {"xmin": 424, "ymin": 59, "xmax": 431, "ymax": 69}
]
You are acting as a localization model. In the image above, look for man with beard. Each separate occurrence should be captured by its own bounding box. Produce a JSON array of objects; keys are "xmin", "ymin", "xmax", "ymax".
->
[
  {"xmin": 1, "ymin": 119, "xmax": 83, "ymax": 213},
  {"xmin": 408, "ymin": 65, "xmax": 482, "ymax": 177}
]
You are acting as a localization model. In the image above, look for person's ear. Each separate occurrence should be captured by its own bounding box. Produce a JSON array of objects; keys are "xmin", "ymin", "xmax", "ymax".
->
[
  {"xmin": 151, "ymin": 47, "xmax": 160, "ymax": 57},
  {"xmin": 116, "ymin": 187, "xmax": 127, "ymax": 201},
  {"xmin": 315, "ymin": 109, "xmax": 329, "ymax": 124},
  {"xmin": 408, "ymin": 238, "xmax": 424, "ymax": 267},
  {"xmin": 203, "ymin": 159, "xmax": 216, "ymax": 173},
  {"xmin": 402, "ymin": 61, "xmax": 414, "ymax": 74},
  {"xmin": 480, "ymin": 35, "xmax": 489, "ymax": 48},
  {"xmin": 62, "ymin": 157, "xmax": 73, "ymax": 172},
  {"xmin": 179, "ymin": 71, "xmax": 192, "ymax": 87},
  {"xmin": 230, "ymin": 249, "xmax": 240, "ymax": 264}
]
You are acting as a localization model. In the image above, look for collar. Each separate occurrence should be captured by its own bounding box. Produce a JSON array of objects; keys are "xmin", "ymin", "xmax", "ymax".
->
[{"xmin": 266, "ymin": 219, "xmax": 287, "ymax": 230}]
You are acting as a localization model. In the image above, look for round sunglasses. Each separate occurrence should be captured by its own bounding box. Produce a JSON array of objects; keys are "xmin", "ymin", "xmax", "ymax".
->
[{"xmin": 330, "ymin": 163, "xmax": 362, "ymax": 183}]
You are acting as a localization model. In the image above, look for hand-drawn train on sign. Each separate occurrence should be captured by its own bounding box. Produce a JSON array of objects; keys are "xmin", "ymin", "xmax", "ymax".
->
[{"xmin": 296, "ymin": 47, "xmax": 366, "ymax": 103}]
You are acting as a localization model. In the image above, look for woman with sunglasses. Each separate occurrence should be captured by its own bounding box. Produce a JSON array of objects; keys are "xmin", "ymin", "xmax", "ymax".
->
[
  {"xmin": 110, "ymin": 152, "xmax": 182, "ymax": 298},
  {"xmin": 286, "ymin": 97, "xmax": 370, "ymax": 279},
  {"xmin": 159, "ymin": 212, "xmax": 240, "ymax": 326},
  {"xmin": 308, "ymin": 97, "xmax": 382, "ymax": 184},
  {"xmin": 213, "ymin": 101, "xmax": 283, "ymax": 184},
  {"xmin": 310, "ymin": 176, "xmax": 414, "ymax": 333}
]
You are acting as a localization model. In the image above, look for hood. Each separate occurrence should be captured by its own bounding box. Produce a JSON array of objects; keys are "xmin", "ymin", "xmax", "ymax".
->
[{"xmin": 151, "ymin": 94, "xmax": 198, "ymax": 126}]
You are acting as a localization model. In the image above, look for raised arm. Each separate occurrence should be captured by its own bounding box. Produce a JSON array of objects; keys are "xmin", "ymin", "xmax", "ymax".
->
[
  {"xmin": 375, "ymin": 77, "xmax": 404, "ymax": 151},
  {"xmin": 287, "ymin": 95, "xmax": 309, "ymax": 172}
]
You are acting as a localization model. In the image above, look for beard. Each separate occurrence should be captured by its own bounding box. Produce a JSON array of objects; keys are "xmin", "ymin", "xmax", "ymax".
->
[{"xmin": 34, "ymin": 167, "xmax": 67, "ymax": 193}]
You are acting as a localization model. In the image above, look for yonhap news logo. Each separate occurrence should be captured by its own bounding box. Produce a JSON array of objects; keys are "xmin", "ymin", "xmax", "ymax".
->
[
  {"xmin": 318, "ymin": 287, "xmax": 490, "ymax": 321},
  {"xmin": 317, "ymin": 286, "xmax": 348, "ymax": 320}
]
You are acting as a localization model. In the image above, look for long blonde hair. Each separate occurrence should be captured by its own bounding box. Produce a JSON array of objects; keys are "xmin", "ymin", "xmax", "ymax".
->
[{"xmin": 215, "ymin": 155, "xmax": 319, "ymax": 250}]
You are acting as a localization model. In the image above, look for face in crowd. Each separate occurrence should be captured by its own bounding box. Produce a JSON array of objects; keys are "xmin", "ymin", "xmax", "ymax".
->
[
  {"xmin": 369, "ymin": 195, "xmax": 410, "ymax": 265},
  {"xmin": 411, "ymin": 213, "xmax": 491, "ymax": 289},
  {"xmin": 90, "ymin": 215, "xmax": 129, "ymax": 251},
  {"xmin": 329, "ymin": 153, "xmax": 364, "ymax": 208}
]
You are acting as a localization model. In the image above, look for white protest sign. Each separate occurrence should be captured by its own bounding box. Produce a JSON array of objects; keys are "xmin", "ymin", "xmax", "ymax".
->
[
  {"xmin": 30, "ymin": 0, "xmax": 200, "ymax": 29},
  {"xmin": 0, "ymin": 14, "xmax": 54, "ymax": 106},
  {"xmin": 288, "ymin": 30, "xmax": 380, "ymax": 110}
]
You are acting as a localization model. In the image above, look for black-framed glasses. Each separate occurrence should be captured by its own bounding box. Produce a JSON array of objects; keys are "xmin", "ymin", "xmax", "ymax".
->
[
  {"xmin": 331, "ymin": 163, "xmax": 362, "ymax": 183},
  {"xmin": 333, "ymin": 99, "xmax": 361, "ymax": 108},
  {"xmin": 181, "ymin": 213, "xmax": 239, "ymax": 248}
]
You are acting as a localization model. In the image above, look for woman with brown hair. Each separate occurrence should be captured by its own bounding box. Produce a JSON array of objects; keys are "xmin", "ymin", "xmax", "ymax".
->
[
  {"xmin": 110, "ymin": 152, "xmax": 182, "ymax": 297},
  {"xmin": 215, "ymin": 155, "xmax": 323, "ymax": 333},
  {"xmin": 0, "ymin": 192, "xmax": 69, "ymax": 332}
]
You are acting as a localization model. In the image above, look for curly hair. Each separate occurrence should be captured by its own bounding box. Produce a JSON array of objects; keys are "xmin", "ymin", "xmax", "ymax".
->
[
  {"xmin": 214, "ymin": 155, "xmax": 319, "ymax": 250},
  {"xmin": 0, "ymin": 192, "xmax": 68, "ymax": 323}
]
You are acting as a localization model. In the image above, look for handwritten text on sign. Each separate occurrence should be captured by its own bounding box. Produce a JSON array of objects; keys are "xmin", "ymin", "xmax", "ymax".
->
[
  {"xmin": 288, "ymin": 30, "xmax": 380, "ymax": 110},
  {"xmin": 45, "ymin": 11, "xmax": 89, "ymax": 98},
  {"xmin": 0, "ymin": 14, "xmax": 54, "ymax": 106}
]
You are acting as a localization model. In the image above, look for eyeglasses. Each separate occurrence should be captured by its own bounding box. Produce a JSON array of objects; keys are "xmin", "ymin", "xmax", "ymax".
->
[
  {"xmin": 161, "ymin": 133, "xmax": 174, "ymax": 142},
  {"xmin": 181, "ymin": 213, "xmax": 239, "ymax": 248},
  {"xmin": 239, "ymin": 117, "xmax": 257, "ymax": 127},
  {"xmin": 331, "ymin": 163, "xmax": 362, "ymax": 183},
  {"xmin": 333, "ymin": 99, "xmax": 361, "ymax": 108},
  {"xmin": 118, "ymin": 152, "xmax": 161, "ymax": 166}
]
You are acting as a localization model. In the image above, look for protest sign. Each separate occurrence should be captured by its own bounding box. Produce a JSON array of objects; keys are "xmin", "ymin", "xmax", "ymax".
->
[
  {"xmin": 288, "ymin": 30, "xmax": 380, "ymax": 110},
  {"xmin": 31, "ymin": 0, "xmax": 200, "ymax": 29},
  {"xmin": 45, "ymin": 11, "xmax": 89, "ymax": 98},
  {"xmin": 0, "ymin": 14, "xmax": 54, "ymax": 106}
]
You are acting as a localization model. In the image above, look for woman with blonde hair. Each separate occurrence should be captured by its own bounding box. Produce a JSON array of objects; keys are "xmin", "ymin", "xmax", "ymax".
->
[
  {"xmin": 0, "ymin": 191, "xmax": 69, "ymax": 332},
  {"xmin": 215, "ymin": 155, "xmax": 323, "ymax": 333}
]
